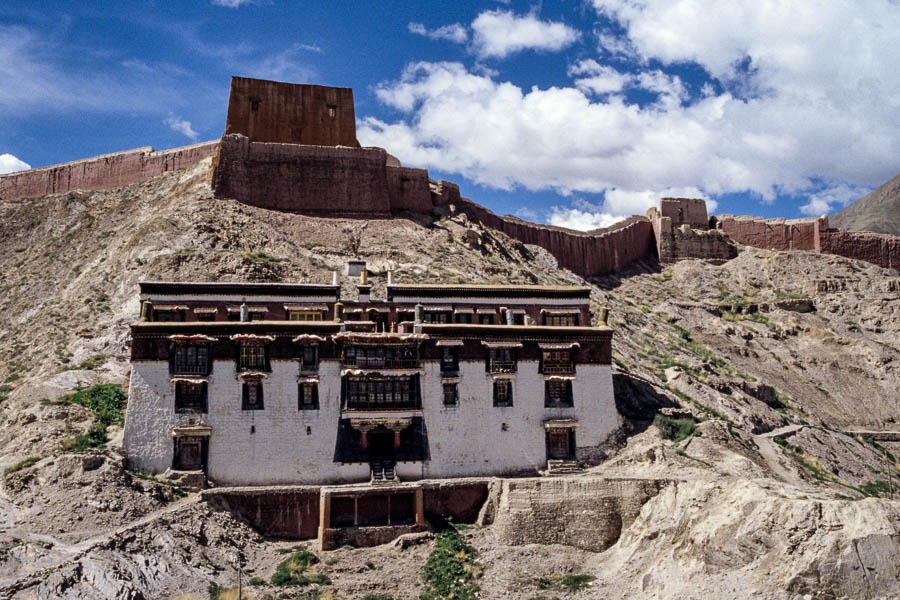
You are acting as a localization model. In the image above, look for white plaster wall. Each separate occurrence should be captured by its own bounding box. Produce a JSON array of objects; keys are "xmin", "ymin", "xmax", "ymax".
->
[
  {"xmin": 419, "ymin": 361, "xmax": 619, "ymax": 479},
  {"xmin": 124, "ymin": 358, "xmax": 620, "ymax": 485}
]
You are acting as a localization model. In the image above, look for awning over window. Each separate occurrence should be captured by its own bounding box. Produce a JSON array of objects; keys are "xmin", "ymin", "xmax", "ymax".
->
[
  {"xmin": 538, "ymin": 342, "xmax": 581, "ymax": 350},
  {"xmin": 476, "ymin": 308, "xmax": 496, "ymax": 314},
  {"xmin": 168, "ymin": 334, "xmax": 217, "ymax": 342},
  {"xmin": 229, "ymin": 334, "xmax": 276, "ymax": 342},
  {"xmin": 239, "ymin": 371, "xmax": 269, "ymax": 380},
  {"xmin": 543, "ymin": 419, "xmax": 578, "ymax": 430},
  {"xmin": 541, "ymin": 308, "xmax": 582, "ymax": 314},
  {"xmin": 193, "ymin": 307, "xmax": 218, "ymax": 314},
  {"xmin": 226, "ymin": 305, "xmax": 268, "ymax": 313},
  {"xmin": 453, "ymin": 308, "xmax": 474, "ymax": 314},
  {"xmin": 545, "ymin": 375, "xmax": 576, "ymax": 381},
  {"xmin": 284, "ymin": 304, "xmax": 328, "ymax": 311},
  {"xmin": 154, "ymin": 304, "xmax": 189, "ymax": 311},
  {"xmin": 170, "ymin": 377, "xmax": 208, "ymax": 385},
  {"xmin": 506, "ymin": 308, "xmax": 527, "ymax": 314},
  {"xmin": 435, "ymin": 339, "xmax": 464, "ymax": 347},
  {"xmin": 341, "ymin": 368, "xmax": 422, "ymax": 377},
  {"xmin": 343, "ymin": 308, "xmax": 365, "ymax": 313},
  {"xmin": 367, "ymin": 307, "xmax": 391, "ymax": 313},
  {"xmin": 424, "ymin": 305, "xmax": 452, "ymax": 311},
  {"xmin": 297, "ymin": 376, "xmax": 320, "ymax": 383},
  {"xmin": 292, "ymin": 334, "xmax": 326, "ymax": 344},
  {"xmin": 480, "ymin": 341, "xmax": 523, "ymax": 348},
  {"xmin": 171, "ymin": 425, "xmax": 211, "ymax": 437}
]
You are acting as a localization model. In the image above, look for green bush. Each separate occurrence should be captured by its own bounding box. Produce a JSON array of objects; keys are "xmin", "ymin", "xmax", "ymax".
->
[
  {"xmin": 60, "ymin": 423, "xmax": 108, "ymax": 452},
  {"xmin": 653, "ymin": 414, "xmax": 697, "ymax": 442},
  {"xmin": 4, "ymin": 456, "xmax": 41, "ymax": 476},
  {"xmin": 560, "ymin": 574, "xmax": 596, "ymax": 592},
  {"xmin": 270, "ymin": 550, "xmax": 330, "ymax": 587},
  {"xmin": 51, "ymin": 384, "xmax": 126, "ymax": 427},
  {"xmin": 420, "ymin": 530, "xmax": 481, "ymax": 600},
  {"xmin": 247, "ymin": 576, "xmax": 265, "ymax": 586},
  {"xmin": 362, "ymin": 595, "xmax": 396, "ymax": 600}
]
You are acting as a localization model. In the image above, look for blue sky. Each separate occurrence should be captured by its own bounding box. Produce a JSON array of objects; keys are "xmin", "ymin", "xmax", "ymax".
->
[{"xmin": 2, "ymin": 1, "xmax": 899, "ymax": 228}]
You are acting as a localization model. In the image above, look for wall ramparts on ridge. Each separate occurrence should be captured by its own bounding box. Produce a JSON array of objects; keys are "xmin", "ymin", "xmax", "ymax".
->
[
  {"xmin": 819, "ymin": 229, "xmax": 900, "ymax": 270},
  {"xmin": 715, "ymin": 214, "xmax": 828, "ymax": 252},
  {"xmin": 647, "ymin": 204, "xmax": 736, "ymax": 262},
  {"xmin": 435, "ymin": 189, "xmax": 655, "ymax": 276},
  {"xmin": 0, "ymin": 141, "xmax": 218, "ymax": 201}
]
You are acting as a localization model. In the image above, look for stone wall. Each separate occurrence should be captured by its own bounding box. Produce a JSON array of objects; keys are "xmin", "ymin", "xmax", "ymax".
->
[
  {"xmin": 434, "ymin": 186, "xmax": 655, "ymax": 277},
  {"xmin": 211, "ymin": 134, "xmax": 433, "ymax": 218},
  {"xmin": 818, "ymin": 229, "xmax": 900, "ymax": 271},
  {"xmin": 493, "ymin": 477, "xmax": 670, "ymax": 551},
  {"xmin": 0, "ymin": 141, "xmax": 218, "ymax": 201},
  {"xmin": 715, "ymin": 215, "xmax": 828, "ymax": 251},
  {"xmin": 648, "ymin": 205, "xmax": 737, "ymax": 262},
  {"xmin": 224, "ymin": 76, "xmax": 359, "ymax": 147},
  {"xmin": 206, "ymin": 487, "xmax": 320, "ymax": 539}
]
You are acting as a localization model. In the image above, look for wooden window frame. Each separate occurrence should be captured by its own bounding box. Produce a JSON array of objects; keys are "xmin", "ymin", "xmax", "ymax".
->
[
  {"xmin": 242, "ymin": 380, "xmax": 264, "ymax": 410},
  {"xmin": 544, "ymin": 380, "xmax": 574, "ymax": 408},
  {"xmin": 493, "ymin": 379, "xmax": 513, "ymax": 407},
  {"xmin": 298, "ymin": 382, "xmax": 319, "ymax": 410},
  {"xmin": 175, "ymin": 381, "xmax": 208, "ymax": 413}
]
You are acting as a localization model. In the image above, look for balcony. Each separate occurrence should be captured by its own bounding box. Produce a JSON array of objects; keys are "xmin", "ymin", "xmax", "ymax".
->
[
  {"xmin": 488, "ymin": 359, "xmax": 517, "ymax": 374},
  {"xmin": 172, "ymin": 362, "xmax": 209, "ymax": 376},
  {"xmin": 542, "ymin": 362, "xmax": 575, "ymax": 375}
]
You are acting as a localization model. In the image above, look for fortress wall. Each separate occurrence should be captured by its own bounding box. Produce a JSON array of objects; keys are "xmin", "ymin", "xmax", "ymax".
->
[
  {"xmin": 386, "ymin": 165, "xmax": 433, "ymax": 213},
  {"xmin": 442, "ymin": 192, "xmax": 654, "ymax": 277},
  {"xmin": 0, "ymin": 140, "xmax": 218, "ymax": 201},
  {"xmin": 212, "ymin": 134, "xmax": 396, "ymax": 217},
  {"xmin": 819, "ymin": 230, "xmax": 900, "ymax": 270},
  {"xmin": 225, "ymin": 77, "xmax": 359, "ymax": 147},
  {"xmin": 715, "ymin": 215, "xmax": 827, "ymax": 251}
]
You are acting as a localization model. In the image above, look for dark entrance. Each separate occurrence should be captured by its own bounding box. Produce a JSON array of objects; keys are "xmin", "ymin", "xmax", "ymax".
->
[
  {"xmin": 547, "ymin": 429, "xmax": 574, "ymax": 460},
  {"xmin": 173, "ymin": 436, "xmax": 208, "ymax": 471},
  {"xmin": 369, "ymin": 430, "xmax": 395, "ymax": 461}
]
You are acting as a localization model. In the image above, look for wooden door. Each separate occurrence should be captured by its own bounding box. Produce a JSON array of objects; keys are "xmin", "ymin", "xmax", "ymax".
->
[{"xmin": 548, "ymin": 430, "xmax": 570, "ymax": 459}]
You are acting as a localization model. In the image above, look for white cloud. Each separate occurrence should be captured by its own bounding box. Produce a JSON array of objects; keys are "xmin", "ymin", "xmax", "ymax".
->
[
  {"xmin": 211, "ymin": 0, "xmax": 258, "ymax": 7},
  {"xmin": 360, "ymin": 0, "xmax": 900, "ymax": 220},
  {"xmin": 548, "ymin": 205, "xmax": 621, "ymax": 231},
  {"xmin": 408, "ymin": 22, "xmax": 468, "ymax": 44},
  {"xmin": 471, "ymin": 10, "xmax": 580, "ymax": 59},
  {"xmin": 514, "ymin": 206, "xmax": 538, "ymax": 221},
  {"xmin": 547, "ymin": 189, "xmax": 715, "ymax": 231},
  {"xmin": 0, "ymin": 153, "xmax": 30, "ymax": 174},
  {"xmin": 164, "ymin": 114, "xmax": 199, "ymax": 140},
  {"xmin": 799, "ymin": 184, "xmax": 869, "ymax": 216}
]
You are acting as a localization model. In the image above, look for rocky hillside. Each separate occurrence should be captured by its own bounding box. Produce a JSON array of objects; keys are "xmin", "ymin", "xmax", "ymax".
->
[
  {"xmin": 832, "ymin": 172, "xmax": 900, "ymax": 235},
  {"xmin": 1, "ymin": 159, "xmax": 899, "ymax": 599}
]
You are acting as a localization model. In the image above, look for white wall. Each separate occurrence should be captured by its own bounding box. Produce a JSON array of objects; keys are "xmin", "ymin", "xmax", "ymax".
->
[{"xmin": 123, "ymin": 358, "xmax": 620, "ymax": 485}]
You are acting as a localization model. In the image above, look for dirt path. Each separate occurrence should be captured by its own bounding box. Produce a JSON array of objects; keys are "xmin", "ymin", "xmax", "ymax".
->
[{"xmin": 753, "ymin": 425, "xmax": 805, "ymax": 485}]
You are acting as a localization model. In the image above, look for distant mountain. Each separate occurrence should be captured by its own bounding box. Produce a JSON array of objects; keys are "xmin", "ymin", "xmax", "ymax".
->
[{"xmin": 831, "ymin": 172, "xmax": 900, "ymax": 235}]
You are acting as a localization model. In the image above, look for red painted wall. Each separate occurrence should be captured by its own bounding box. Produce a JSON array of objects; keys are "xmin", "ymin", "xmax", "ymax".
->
[
  {"xmin": 819, "ymin": 230, "xmax": 900, "ymax": 270},
  {"xmin": 0, "ymin": 141, "xmax": 218, "ymax": 201}
]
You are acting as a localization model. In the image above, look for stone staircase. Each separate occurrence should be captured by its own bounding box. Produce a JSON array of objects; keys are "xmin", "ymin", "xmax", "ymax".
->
[{"xmin": 545, "ymin": 459, "xmax": 583, "ymax": 476}]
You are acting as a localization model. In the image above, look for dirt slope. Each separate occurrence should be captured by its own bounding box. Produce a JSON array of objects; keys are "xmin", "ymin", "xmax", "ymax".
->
[
  {"xmin": 0, "ymin": 158, "xmax": 899, "ymax": 599},
  {"xmin": 831, "ymin": 172, "xmax": 900, "ymax": 235}
]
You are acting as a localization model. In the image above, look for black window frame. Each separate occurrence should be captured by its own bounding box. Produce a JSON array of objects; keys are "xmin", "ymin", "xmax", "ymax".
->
[
  {"xmin": 299, "ymin": 345, "xmax": 319, "ymax": 372},
  {"xmin": 170, "ymin": 343, "xmax": 212, "ymax": 376},
  {"xmin": 298, "ymin": 382, "xmax": 319, "ymax": 410},
  {"xmin": 442, "ymin": 382, "xmax": 459, "ymax": 406},
  {"xmin": 486, "ymin": 348, "xmax": 517, "ymax": 373},
  {"xmin": 478, "ymin": 313, "xmax": 495, "ymax": 325},
  {"xmin": 493, "ymin": 379, "xmax": 513, "ymax": 407},
  {"xmin": 175, "ymin": 381, "xmax": 208, "ymax": 413},
  {"xmin": 241, "ymin": 380, "xmax": 265, "ymax": 410},
  {"xmin": 154, "ymin": 309, "xmax": 185, "ymax": 322},
  {"xmin": 544, "ymin": 380, "xmax": 574, "ymax": 408},
  {"xmin": 440, "ymin": 347, "xmax": 459, "ymax": 374}
]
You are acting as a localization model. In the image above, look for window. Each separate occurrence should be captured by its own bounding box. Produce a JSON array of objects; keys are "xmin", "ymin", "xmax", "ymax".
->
[
  {"xmin": 443, "ymin": 383, "xmax": 458, "ymax": 406},
  {"xmin": 512, "ymin": 313, "xmax": 525, "ymax": 325},
  {"xmin": 455, "ymin": 313, "xmax": 472, "ymax": 324},
  {"xmin": 493, "ymin": 380, "xmax": 513, "ymax": 407},
  {"xmin": 545, "ymin": 380, "xmax": 574, "ymax": 407},
  {"xmin": 327, "ymin": 105, "xmax": 337, "ymax": 118},
  {"xmin": 175, "ymin": 382, "xmax": 207, "ymax": 413},
  {"xmin": 249, "ymin": 311, "xmax": 266, "ymax": 321},
  {"xmin": 487, "ymin": 348, "xmax": 517, "ymax": 373},
  {"xmin": 227, "ymin": 311, "xmax": 241, "ymax": 322},
  {"xmin": 197, "ymin": 312, "xmax": 215, "ymax": 322},
  {"xmin": 154, "ymin": 309, "xmax": 184, "ymax": 322},
  {"xmin": 440, "ymin": 347, "xmax": 459, "ymax": 374},
  {"xmin": 423, "ymin": 311, "xmax": 450, "ymax": 323},
  {"xmin": 345, "ymin": 376, "xmax": 417, "ymax": 409},
  {"xmin": 300, "ymin": 345, "xmax": 319, "ymax": 371},
  {"xmin": 544, "ymin": 314, "xmax": 578, "ymax": 326},
  {"xmin": 541, "ymin": 350, "xmax": 575, "ymax": 374},
  {"xmin": 242, "ymin": 380, "xmax": 264, "ymax": 410},
  {"xmin": 298, "ymin": 382, "xmax": 319, "ymax": 410},
  {"xmin": 343, "ymin": 345, "xmax": 417, "ymax": 369},
  {"xmin": 238, "ymin": 343, "xmax": 267, "ymax": 371},
  {"xmin": 398, "ymin": 310, "xmax": 415, "ymax": 323},
  {"xmin": 172, "ymin": 344, "xmax": 210, "ymax": 376},
  {"xmin": 478, "ymin": 313, "xmax": 494, "ymax": 325},
  {"xmin": 289, "ymin": 310, "xmax": 323, "ymax": 321}
]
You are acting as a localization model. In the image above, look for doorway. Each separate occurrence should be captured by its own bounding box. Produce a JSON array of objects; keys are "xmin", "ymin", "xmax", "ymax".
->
[{"xmin": 547, "ymin": 429, "xmax": 573, "ymax": 460}]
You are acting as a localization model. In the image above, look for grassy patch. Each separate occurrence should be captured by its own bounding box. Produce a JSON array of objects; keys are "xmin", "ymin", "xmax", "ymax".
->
[
  {"xmin": 270, "ymin": 550, "xmax": 330, "ymax": 587},
  {"xmin": 47, "ymin": 384, "xmax": 126, "ymax": 427},
  {"xmin": 247, "ymin": 577, "xmax": 265, "ymax": 587},
  {"xmin": 421, "ymin": 530, "xmax": 482, "ymax": 600},
  {"xmin": 653, "ymin": 414, "xmax": 697, "ymax": 442},
  {"xmin": 857, "ymin": 480, "xmax": 893, "ymax": 497},
  {"xmin": 70, "ymin": 354, "xmax": 107, "ymax": 370},
  {"xmin": 774, "ymin": 437, "xmax": 829, "ymax": 483},
  {"xmin": 3, "ymin": 456, "xmax": 41, "ymax": 476},
  {"xmin": 362, "ymin": 595, "xmax": 397, "ymax": 600},
  {"xmin": 675, "ymin": 448, "xmax": 714, "ymax": 468}
]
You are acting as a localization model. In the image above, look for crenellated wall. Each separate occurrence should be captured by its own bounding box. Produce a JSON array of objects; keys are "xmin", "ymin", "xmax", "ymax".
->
[
  {"xmin": 648, "ymin": 200, "xmax": 736, "ymax": 263},
  {"xmin": 0, "ymin": 141, "xmax": 218, "ymax": 201}
]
